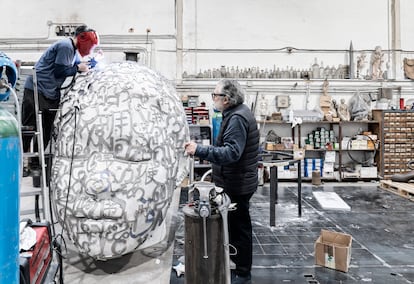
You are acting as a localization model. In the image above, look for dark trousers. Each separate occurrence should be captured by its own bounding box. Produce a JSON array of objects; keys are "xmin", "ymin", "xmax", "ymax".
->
[
  {"xmin": 228, "ymin": 192, "xmax": 254, "ymax": 277},
  {"xmin": 21, "ymin": 88, "xmax": 59, "ymax": 165}
]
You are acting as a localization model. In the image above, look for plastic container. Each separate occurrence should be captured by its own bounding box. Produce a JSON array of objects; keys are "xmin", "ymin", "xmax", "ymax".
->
[
  {"xmin": 400, "ymin": 98, "xmax": 405, "ymax": 110},
  {"xmin": 212, "ymin": 109, "xmax": 222, "ymax": 145}
]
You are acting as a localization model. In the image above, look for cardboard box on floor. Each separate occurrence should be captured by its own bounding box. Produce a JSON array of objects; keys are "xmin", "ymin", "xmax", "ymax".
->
[{"xmin": 314, "ymin": 229, "xmax": 352, "ymax": 272}]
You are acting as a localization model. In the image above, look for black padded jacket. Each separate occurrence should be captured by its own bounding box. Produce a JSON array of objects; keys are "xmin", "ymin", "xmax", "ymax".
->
[{"xmin": 195, "ymin": 103, "xmax": 259, "ymax": 196}]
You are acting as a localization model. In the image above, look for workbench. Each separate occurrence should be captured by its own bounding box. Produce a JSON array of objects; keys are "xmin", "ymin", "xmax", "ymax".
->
[{"xmin": 260, "ymin": 152, "xmax": 302, "ymax": 227}]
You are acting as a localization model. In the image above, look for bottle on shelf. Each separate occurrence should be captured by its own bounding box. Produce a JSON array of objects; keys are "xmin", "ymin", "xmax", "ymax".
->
[{"xmin": 289, "ymin": 109, "xmax": 294, "ymax": 123}]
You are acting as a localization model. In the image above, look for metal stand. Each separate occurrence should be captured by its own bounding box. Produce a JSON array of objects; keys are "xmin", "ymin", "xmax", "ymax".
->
[
  {"xmin": 260, "ymin": 151, "xmax": 302, "ymax": 226},
  {"xmin": 183, "ymin": 182, "xmax": 231, "ymax": 284}
]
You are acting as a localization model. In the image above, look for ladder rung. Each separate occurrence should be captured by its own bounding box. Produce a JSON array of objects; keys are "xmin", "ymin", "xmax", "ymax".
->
[
  {"xmin": 21, "ymin": 131, "xmax": 40, "ymax": 136},
  {"xmin": 23, "ymin": 153, "xmax": 39, "ymax": 158},
  {"xmin": 20, "ymin": 190, "xmax": 42, "ymax": 197},
  {"xmin": 21, "ymin": 126, "xmax": 34, "ymax": 131},
  {"xmin": 20, "ymin": 208, "xmax": 44, "ymax": 216}
]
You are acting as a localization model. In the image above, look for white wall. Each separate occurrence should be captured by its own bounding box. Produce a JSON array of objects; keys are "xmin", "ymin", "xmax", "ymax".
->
[
  {"xmin": 401, "ymin": 0, "xmax": 414, "ymax": 50},
  {"xmin": 0, "ymin": 0, "xmax": 177, "ymax": 77},
  {"xmin": 3, "ymin": 0, "xmax": 176, "ymax": 37},
  {"xmin": 181, "ymin": 0, "xmax": 393, "ymax": 77}
]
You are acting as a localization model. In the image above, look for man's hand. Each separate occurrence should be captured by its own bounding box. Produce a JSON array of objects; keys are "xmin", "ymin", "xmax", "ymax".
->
[
  {"xmin": 184, "ymin": 141, "xmax": 197, "ymax": 156},
  {"xmin": 77, "ymin": 62, "xmax": 90, "ymax": 72}
]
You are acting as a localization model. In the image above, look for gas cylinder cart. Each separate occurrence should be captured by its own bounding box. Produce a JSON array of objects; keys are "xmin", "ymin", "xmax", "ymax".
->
[{"xmin": 182, "ymin": 180, "xmax": 235, "ymax": 284}]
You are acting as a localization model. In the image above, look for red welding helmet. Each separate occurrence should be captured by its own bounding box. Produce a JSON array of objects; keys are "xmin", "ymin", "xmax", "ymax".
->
[{"xmin": 75, "ymin": 25, "xmax": 99, "ymax": 57}]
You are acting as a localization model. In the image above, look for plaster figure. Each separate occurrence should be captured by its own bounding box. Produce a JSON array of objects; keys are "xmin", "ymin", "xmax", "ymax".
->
[
  {"xmin": 330, "ymin": 99, "xmax": 338, "ymax": 118},
  {"xmin": 50, "ymin": 62, "xmax": 189, "ymax": 260},
  {"xmin": 370, "ymin": 46, "xmax": 384, "ymax": 80},
  {"xmin": 320, "ymin": 79, "xmax": 333, "ymax": 120},
  {"xmin": 338, "ymin": 98, "xmax": 351, "ymax": 121},
  {"xmin": 356, "ymin": 52, "xmax": 367, "ymax": 79},
  {"xmin": 322, "ymin": 79, "xmax": 329, "ymax": 96}
]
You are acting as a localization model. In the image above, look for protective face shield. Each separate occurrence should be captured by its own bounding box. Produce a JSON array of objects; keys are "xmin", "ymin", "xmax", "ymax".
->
[
  {"xmin": 50, "ymin": 62, "xmax": 190, "ymax": 260},
  {"xmin": 76, "ymin": 30, "xmax": 99, "ymax": 57}
]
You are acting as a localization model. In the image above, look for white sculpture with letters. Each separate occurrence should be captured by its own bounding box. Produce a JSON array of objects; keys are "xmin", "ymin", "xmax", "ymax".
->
[{"xmin": 50, "ymin": 62, "xmax": 189, "ymax": 260}]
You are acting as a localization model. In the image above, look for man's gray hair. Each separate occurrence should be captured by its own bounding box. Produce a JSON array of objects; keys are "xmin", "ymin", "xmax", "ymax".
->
[{"xmin": 217, "ymin": 79, "xmax": 245, "ymax": 107}]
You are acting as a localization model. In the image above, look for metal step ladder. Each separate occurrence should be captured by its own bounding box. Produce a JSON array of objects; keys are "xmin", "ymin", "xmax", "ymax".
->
[{"xmin": 20, "ymin": 68, "xmax": 52, "ymax": 223}]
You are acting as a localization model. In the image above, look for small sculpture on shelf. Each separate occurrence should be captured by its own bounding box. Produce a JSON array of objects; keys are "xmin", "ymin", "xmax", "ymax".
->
[
  {"xmin": 322, "ymin": 78, "xmax": 329, "ymax": 95},
  {"xmin": 330, "ymin": 99, "xmax": 338, "ymax": 118},
  {"xmin": 338, "ymin": 98, "xmax": 351, "ymax": 121},
  {"xmin": 370, "ymin": 46, "xmax": 384, "ymax": 80},
  {"xmin": 319, "ymin": 79, "xmax": 338, "ymax": 121},
  {"xmin": 356, "ymin": 52, "xmax": 367, "ymax": 79}
]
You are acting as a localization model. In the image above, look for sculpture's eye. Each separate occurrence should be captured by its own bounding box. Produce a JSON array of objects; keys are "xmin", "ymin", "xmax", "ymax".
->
[{"xmin": 113, "ymin": 138, "xmax": 151, "ymax": 162}]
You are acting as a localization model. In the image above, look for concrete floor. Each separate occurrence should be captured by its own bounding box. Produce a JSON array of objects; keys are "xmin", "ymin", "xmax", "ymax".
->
[
  {"xmin": 170, "ymin": 182, "xmax": 414, "ymax": 284},
  {"xmin": 20, "ymin": 178, "xmax": 414, "ymax": 283}
]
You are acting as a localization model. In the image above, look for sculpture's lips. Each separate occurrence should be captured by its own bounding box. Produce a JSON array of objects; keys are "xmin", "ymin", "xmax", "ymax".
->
[
  {"xmin": 78, "ymin": 219, "xmax": 125, "ymax": 234},
  {"xmin": 73, "ymin": 197, "xmax": 123, "ymax": 219}
]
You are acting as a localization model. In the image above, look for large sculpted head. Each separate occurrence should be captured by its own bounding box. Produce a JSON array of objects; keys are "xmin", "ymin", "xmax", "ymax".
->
[{"xmin": 50, "ymin": 62, "xmax": 189, "ymax": 260}]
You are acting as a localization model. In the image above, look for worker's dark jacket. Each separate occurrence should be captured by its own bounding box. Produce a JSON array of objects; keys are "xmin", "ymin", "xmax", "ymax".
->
[{"xmin": 195, "ymin": 103, "xmax": 259, "ymax": 196}]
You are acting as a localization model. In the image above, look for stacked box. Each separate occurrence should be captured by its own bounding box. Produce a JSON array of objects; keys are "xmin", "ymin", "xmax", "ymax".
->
[
  {"xmin": 303, "ymin": 158, "xmax": 324, "ymax": 177},
  {"xmin": 306, "ymin": 127, "xmax": 337, "ymax": 149},
  {"xmin": 360, "ymin": 166, "xmax": 378, "ymax": 178},
  {"xmin": 323, "ymin": 151, "xmax": 336, "ymax": 178}
]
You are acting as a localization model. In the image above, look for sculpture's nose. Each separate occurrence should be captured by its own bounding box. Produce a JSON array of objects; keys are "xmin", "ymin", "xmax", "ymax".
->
[{"xmin": 85, "ymin": 170, "xmax": 111, "ymax": 196}]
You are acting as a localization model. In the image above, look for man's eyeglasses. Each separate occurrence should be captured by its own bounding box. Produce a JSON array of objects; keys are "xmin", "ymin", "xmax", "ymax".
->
[{"xmin": 211, "ymin": 93, "xmax": 226, "ymax": 99}]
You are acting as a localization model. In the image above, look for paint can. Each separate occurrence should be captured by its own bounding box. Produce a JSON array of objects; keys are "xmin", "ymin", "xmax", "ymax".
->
[{"xmin": 312, "ymin": 170, "xmax": 321, "ymax": 185}]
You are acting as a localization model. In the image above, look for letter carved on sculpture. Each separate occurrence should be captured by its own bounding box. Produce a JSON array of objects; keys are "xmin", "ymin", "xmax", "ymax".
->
[{"xmin": 50, "ymin": 62, "xmax": 189, "ymax": 260}]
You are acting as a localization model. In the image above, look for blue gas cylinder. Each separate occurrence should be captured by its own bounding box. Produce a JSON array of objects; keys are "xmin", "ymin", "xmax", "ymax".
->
[
  {"xmin": 0, "ymin": 106, "xmax": 20, "ymax": 284},
  {"xmin": 212, "ymin": 109, "xmax": 222, "ymax": 145}
]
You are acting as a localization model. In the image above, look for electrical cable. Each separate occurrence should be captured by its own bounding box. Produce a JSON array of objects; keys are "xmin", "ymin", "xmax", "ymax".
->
[
  {"xmin": 5, "ymin": 86, "xmax": 24, "ymax": 173},
  {"xmin": 60, "ymin": 58, "xmax": 93, "ymax": 91},
  {"xmin": 47, "ymin": 137, "xmax": 56, "ymax": 233},
  {"xmin": 50, "ymin": 74, "xmax": 83, "ymax": 264},
  {"xmin": 54, "ymin": 101, "xmax": 78, "ymax": 258},
  {"xmin": 20, "ymin": 268, "xmax": 28, "ymax": 284},
  {"xmin": 59, "ymin": 74, "xmax": 77, "ymax": 90}
]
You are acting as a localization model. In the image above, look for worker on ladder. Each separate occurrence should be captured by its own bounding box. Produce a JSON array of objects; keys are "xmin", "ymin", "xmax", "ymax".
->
[{"xmin": 21, "ymin": 24, "xmax": 99, "ymax": 177}]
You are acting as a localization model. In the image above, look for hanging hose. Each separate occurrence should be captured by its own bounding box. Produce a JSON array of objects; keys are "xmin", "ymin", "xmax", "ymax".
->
[
  {"xmin": 217, "ymin": 192, "xmax": 232, "ymax": 284},
  {"xmin": 346, "ymin": 134, "xmax": 377, "ymax": 166},
  {"xmin": 0, "ymin": 85, "xmax": 24, "ymax": 172},
  {"xmin": 200, "ymin": 168, "xmax": 212, "ymax": 182}
]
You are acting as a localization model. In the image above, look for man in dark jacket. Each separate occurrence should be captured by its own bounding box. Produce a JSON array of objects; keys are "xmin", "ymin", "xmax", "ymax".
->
[{"xmin": 185, "ymin": 79, "xmax": 259, "ymax": 284}]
